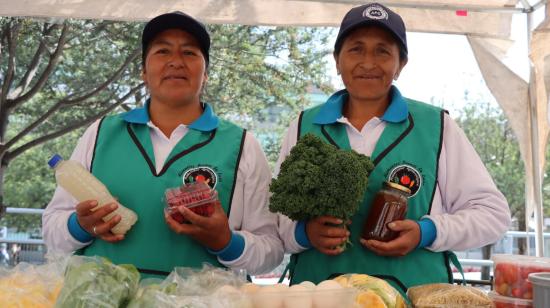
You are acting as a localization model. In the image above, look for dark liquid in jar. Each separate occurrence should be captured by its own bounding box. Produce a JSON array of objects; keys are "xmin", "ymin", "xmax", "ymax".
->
[{"xmin": 362, "ymin": 186, "xmax": 408, "ymax": 242}]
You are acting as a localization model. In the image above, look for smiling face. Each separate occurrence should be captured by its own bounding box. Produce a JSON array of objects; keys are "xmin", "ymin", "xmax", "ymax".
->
[
  {"xmin": 335, "ymin": 26, "xmax": 407, "ymax": 104},
  {"xmin": 142, "ymin": 29, "xmax": 208, "ymax": 108}
]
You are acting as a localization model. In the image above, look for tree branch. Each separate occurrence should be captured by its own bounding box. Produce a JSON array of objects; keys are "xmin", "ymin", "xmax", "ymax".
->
[
  {"xmin": 11, "ymin": 24, "xmax": 59, "ymax": 99},
  {"xmin": 1, "ymin": 19, "xmax": 21, "ymax": 105},
  {"xmin": 8, "ymin": 22, "xmax": 70, "ymax": 109},
  {"xmin": 4, "ymin": 83, "xmax": 144, "ymax": 164},
  {"xmin": 63, "ymin": 47, "xmax": 140, "ymax": 105},
  {"xmin": 4, "ymin": 100, "xmax": 64, "ymax": 149}
]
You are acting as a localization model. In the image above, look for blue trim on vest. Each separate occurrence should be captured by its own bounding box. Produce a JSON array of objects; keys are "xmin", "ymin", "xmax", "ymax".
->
[
  {"xmin": 295, "ymin": 220, "xmax": 312, "ymax": 248},
  {"xmin": 208, "ymin": 232, "xmax": 245, "ymax": 261},
  {"xmin": 417, "ymin": 218, "xmax": 437, "ymax": 248},
  {"xmin": 121, "ymin": 100, "xmax": 219, "ymax": 131},
  {"xmin": 68, "ymin": 212, "xmax": 94, "ymax": 243},
  {"xmin": 312, "ymin": 86, "xmax": 408, "ymax": 124}
]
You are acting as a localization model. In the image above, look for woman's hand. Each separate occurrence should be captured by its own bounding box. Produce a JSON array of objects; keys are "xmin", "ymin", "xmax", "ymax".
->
[
  {"xmin": 360, "ymin": 219, "xmax": 420, "ymax": 256},
  {"xmin": 76, "ymin": 200, "xmax": 125, "ymax": 243},
  {"xmin": 306, "ymin": 216, "xmax": 350, "ymax": 256},
  {"xmin": 165, "ymin": 201, "xmax": 231, "ymax": 251}
]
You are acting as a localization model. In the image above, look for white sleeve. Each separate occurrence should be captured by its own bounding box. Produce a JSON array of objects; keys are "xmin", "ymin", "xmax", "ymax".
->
[
  {"xmin": 425, "ymin": 113, "xmax": 512, "ymax": 251},
  {"xmin": 222, "ymin": 132, "xmax": 284, "ymax": 275},
  {"xmin": 273, "ymin": 118, "xmax": 310, "ymax": 254},
  {"xmin": 42, "ymin": 120, "xmax": 101, "ymax": 253}
]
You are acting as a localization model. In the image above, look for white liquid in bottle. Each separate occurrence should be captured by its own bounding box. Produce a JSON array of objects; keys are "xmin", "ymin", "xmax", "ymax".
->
[{"xmin": 48, "ymin": 154, "xmax": 138, "ymax": 235}]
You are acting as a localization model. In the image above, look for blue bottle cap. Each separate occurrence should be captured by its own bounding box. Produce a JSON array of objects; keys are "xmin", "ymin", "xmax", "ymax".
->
[{"xmin": 48, "ymin": 154, "xmax": 63, "ymax": 168}]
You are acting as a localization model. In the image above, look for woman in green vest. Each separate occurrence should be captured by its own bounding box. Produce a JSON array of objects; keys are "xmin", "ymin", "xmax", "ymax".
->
[
  {"xmin": 43, "ymin": 11, "xmax": 283, "ymax": 277},
  {"xmin": 276, "ymin": 2, "xmax": 511, "ymax": 294}
]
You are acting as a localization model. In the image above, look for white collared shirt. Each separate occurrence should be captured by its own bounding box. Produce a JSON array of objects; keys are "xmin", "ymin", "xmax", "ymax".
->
[
  {"xmin": 42, "ymin": 119, "xmax": 283, "ymax": 275},
  {"xmin": 277, "ymin": 112, "xmax": 512, "ymax": 253}
]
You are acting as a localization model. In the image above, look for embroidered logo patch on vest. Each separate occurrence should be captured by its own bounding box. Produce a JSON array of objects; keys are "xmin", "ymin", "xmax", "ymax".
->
[
  {"xmin": 388, "ymin": 164, "xmax": 422, "ymax": 197},
  {"xmin": 182, "ymin": 166, "xmax": 218, "ymax": 189}
]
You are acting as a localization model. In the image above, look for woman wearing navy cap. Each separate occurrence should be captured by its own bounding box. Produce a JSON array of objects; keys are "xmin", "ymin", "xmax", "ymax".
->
[
  {"xmin": 43, "ymin": 11, "xmax": 283, "ymax": 277},
  {"xmin": 277, "ymin": 2, "xmax": 511, "ymax": 292}
]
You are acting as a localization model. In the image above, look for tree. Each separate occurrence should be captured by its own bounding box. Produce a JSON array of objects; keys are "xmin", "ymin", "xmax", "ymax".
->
[
  {"xmin": 455, "ymin": 95, "xmax": 525, "ymax": 279},
  {"xmin": 0, "ymin": 18, "xmax": 333, "ymax": 231},
  {"xmin": 0, "ymin": 18, "xmax": 146, "ymax": 222}
]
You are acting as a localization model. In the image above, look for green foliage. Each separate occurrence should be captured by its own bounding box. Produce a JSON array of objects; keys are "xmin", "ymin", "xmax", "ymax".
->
[{"xmin": 269, "ymin": 133, "xmax": 374, "ymax": 222}]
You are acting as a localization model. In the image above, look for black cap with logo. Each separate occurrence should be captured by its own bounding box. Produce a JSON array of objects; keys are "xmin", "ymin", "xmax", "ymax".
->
[
  {"xmin": 142, "ymin": 11, "xmax": 210, "ymax": 66},
  {"xmin": 334, "ymin": 3, "xmax": 407, "ymax": 57}
]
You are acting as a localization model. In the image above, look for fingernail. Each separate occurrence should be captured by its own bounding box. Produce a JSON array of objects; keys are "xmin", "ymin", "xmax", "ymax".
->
[
  {"xmin": 110, "ymin": 204, "xmax": 117, "ymax": 210},
  {"xmin": 388, "ymin": 222, "xmax": 395, "ymax": 228},
  {"xmin": 90, "ymin": 200, "xmax": 98, "ymax": 206},
  {"xmin": 336, "ymin": 219, "xmax": 343, "ymax": 224}
]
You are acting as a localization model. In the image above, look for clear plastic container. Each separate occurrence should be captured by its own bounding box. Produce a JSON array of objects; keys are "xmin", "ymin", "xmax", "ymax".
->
[
  {"xmin": 164, "ymin": 182, "xmax": 217, "ymax": 223},
  {"xmin": 489, "ymin": 291, "xmax": 533, "ymax": 308},
  {"xmin": 48, "ymin": 154, "xmax": 138, "ymax": 235},
  {"xmin": 492, "ymin": 254, "xmax": 550, "ymax": 300}
]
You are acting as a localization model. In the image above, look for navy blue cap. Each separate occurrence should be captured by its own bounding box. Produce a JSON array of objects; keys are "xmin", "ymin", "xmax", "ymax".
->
[
  {"xmin": 334, "ymin": 3, "xmax": 407, "ymax": 57},
  {"xmin": 48, "ymin": 154, "xmax": 63, "ymax": 168},
  {"xmin": 142, "ymin": 11, "xmax": 210, "ymax": 66}
]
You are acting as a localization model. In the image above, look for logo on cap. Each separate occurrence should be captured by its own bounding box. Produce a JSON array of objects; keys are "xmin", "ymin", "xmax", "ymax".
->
[{"xmin": 363, "ymin": 5, "xmax": 389, "ymax": 20}]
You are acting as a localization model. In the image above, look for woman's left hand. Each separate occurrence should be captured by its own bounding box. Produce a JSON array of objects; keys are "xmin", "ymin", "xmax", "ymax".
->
[
  {"xmin": 359, "ymin": 219, "xmax": 420, "ymax": 257},
  {"xmin": 165, "ymin": 200, "xmax": 232, "ymax": 251}
]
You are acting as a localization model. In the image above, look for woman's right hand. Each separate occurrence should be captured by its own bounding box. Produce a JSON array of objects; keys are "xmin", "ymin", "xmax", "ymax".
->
[
  {"xmin": 306, "ymin": 216, "xmax": 349, "ymax": 255},
  {"xmin": 75, "ymin": 200, "xmax": 124, "ymax": 243}
]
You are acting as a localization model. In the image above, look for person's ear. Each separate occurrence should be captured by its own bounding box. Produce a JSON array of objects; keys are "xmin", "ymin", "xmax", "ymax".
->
[
  {"xmin": 141, "ymin": 68, "xmax": 147, "ymax": 85},
  {"xmin": 394, "ymin": 58, "xmax": 408, "ymax": 80},
  {"xmin": 334, "ymin": 52, "xmax": 341, "ymax": 75}
]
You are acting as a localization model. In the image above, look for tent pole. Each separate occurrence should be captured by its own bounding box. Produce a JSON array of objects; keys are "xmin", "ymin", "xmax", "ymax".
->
[{"xmin": 526, "ymin": 8, "xmax": 545, "ymax": 257}]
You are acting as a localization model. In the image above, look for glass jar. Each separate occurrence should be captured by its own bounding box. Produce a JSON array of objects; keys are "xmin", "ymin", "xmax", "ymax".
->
[{"xmin": 361, "ymin": 181, "xmax": 410, "ymax": 242}]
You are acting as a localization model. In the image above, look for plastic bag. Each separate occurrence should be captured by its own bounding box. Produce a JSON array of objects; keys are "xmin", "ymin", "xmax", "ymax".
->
[
  {"xmin": 0, "ymin": 253, "xmax": 68, "ymax": 308},
  {"xmin": 54, "ymin": 255, "xmax": 139, "ymax": 308},
  {"xmin": 407, "ymin": 283, "xmax": 492, "ymax": 308},
  {"xmin": 128, "ymin": 264, "xmax": 249, "ymax": 308}
]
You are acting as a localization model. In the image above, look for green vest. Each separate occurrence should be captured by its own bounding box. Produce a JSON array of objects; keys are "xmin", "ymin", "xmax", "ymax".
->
[
  {"xmin": 81, "ymin": 114, "xmax": 245, "ymax": 277},
  {"xmin": 290, "ymin": 99, "xmax": 454, "ymax": 295}
]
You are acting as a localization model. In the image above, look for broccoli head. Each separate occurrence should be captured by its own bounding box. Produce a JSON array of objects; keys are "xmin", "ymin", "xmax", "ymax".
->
[{"xmin": 269, "ymin": 133, "xmax": 374, "ymax": 223}]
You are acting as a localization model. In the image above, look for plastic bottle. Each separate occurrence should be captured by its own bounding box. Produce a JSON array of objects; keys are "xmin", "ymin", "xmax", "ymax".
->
[{"xmin": 48, "ymin": 154, "xmax": 138, "ymax": 235}]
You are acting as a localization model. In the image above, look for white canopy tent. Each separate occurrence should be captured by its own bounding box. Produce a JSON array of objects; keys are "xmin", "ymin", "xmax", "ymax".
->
[{"xmin": 0, "ymin": 0, "xmax": 548, "ymax": 255}]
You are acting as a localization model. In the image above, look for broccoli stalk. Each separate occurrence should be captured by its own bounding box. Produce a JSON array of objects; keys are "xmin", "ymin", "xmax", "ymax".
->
[{"xmin": 270, "ymin": 133, "xmax": 374, "ymax": 250}]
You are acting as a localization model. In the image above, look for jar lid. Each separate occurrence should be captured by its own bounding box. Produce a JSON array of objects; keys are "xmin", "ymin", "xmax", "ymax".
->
[{"xmin": 385, "ymin": 181, "xmax": 411, "ymax": 194}]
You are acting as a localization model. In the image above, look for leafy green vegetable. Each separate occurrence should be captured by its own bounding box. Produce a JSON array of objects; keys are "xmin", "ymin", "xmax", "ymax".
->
[
  {"xmin": 270, "ymin": 133, "xmax": 374, "ymax": 230},
  {"xmin": 55, "ymin": 256, "xmax": 140, "ymax": 308}
]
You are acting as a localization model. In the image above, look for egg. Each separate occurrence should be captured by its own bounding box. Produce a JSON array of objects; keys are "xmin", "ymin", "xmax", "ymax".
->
[
  {"xmin": 299, "ymin": 281, "xmax": 316, "ymax": 290},
  {"xmin": 284, "ymin": 284, "xmax": 313, "ymax": 308},
  {"xmin": 253, "ymin": 285, "xmax": 284, "ymax": 308},
  {"xmin": 314, "ymin": 280, "xmax": 344, "ymax": 308},
  {"xmin": 216, "ymin": 284, "xmax": 240, "ymax": 295},
  {"xmin": 273, "ymin": 283, "xmax": 289, "ymax": 291},
  {"xmin": 240, "ymin": 282, "xmax": 261, "ymax": 294}
]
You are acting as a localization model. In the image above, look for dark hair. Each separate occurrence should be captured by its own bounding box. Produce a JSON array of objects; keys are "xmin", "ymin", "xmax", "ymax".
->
[{"xmin": 142, "ymin": 11, "xmax": 210, "ymax": 68}]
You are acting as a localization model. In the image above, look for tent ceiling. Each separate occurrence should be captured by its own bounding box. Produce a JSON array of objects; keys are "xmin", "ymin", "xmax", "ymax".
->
[{"xmin": 0, "ymin": 0, "xmax": 522, "ymax": 38}]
